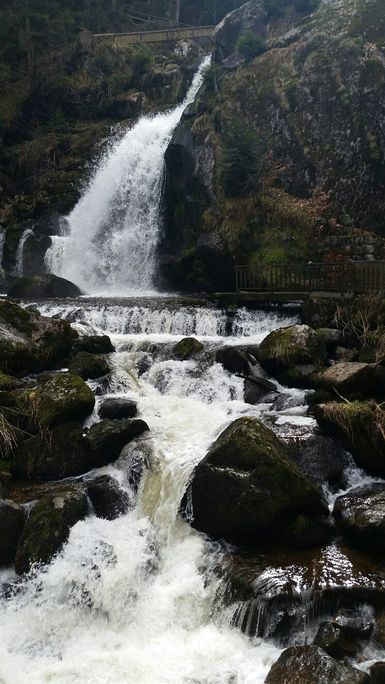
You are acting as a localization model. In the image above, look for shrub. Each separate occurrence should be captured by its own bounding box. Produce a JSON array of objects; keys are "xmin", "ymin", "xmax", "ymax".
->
[
  {"xmin": 221, "ymin": 123, "xmax": 262, "ymax": 198},
  {"xmin": 236, "ymin": 31, "xmax": 266, "ymax": 60},
  {"xmin": 132, "ymin": 46, "xmax": 153, "ymax": 76}
]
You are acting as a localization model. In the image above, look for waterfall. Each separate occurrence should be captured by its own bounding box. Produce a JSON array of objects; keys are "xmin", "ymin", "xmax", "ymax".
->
[
  {"xmin": 45, "ymin": 57, "xmax": 211, "ymax": 296},
  {"xmin": 0, "ymin": 227, "xmax": 5, "ymax": 270},
  {"xmin": 14, "ymin": 228, "xmax": 34, "ymax": 277}
]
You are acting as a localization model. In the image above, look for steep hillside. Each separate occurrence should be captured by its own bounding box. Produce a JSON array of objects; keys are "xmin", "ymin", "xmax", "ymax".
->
[{"xmin": 162, "ymin": 0, "xmax": 385, "ymax": 291}]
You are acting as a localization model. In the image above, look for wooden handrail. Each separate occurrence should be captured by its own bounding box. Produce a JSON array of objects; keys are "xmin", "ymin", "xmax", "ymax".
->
[{"xmin": 235, "ymin": 262, "xmax": 385, "ymax": 294}]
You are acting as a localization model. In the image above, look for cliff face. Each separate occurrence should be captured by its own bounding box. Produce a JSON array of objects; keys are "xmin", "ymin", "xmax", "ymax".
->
[{"xmin": 162, "ymin": 0, "xmax": 385, "ymax": 291}]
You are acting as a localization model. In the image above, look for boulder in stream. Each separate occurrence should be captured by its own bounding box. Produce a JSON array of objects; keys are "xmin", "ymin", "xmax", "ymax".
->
[
  {"xmin": 68, "ymin": 352, "xmax": 110, "ymax": 380},
  {"xmin": 0, "ymin": 498, "xmax": 25, "ymax": 566},
  {"xmin": 0, "ymin": 299, "xmax": 77, "ymax": 374},
  {"xmin": 84, "ymin": 418, "xmax": 149, "ymax": 468},
  {"xmin": 173, "ymin": 337, "xmax": 204, "ymax": 360},
  {"xmin": 215, "ymin": 346, "xmax": 251, "ymax": 375},
  {"xmin": 87, "ymin": 475, "xmax": 130, "ymax": 520},
  {"xmin": 265, "ymin": 645, "xmax": 369, "ymax": 684},
  {"xmin": 313, "ymin": 401, "xmax": 385, "ymax": 477},
  {"xmin": 315, "ymin": 362, "xmax": 380, "ymax": 399},
  {"xmin": 98, "ymin": 398, "xmax": 138, "ymax": 420},
  {"xmin": 73, "ymin": 334, "xmax": 114, "ymax": 355},
  {"xmin": 187, "ymin": 417, "xmax": 326, "ymax": 544},
  {"xmin": 334, "ymin": 483, "xmax": 385, "ymax": 550},
  {"xmin": 15, "ymin": 484, "xmax": 88, "ymax": 574},
  {"xmin": 25, "ymin": 372, "xmax": 95, "ymax": 428},
  {"xmin": 8, "ymin": 273, "xmax": 82, "ymax": 299}
]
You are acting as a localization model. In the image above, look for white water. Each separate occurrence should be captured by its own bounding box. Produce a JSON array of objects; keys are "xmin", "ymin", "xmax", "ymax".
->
[
  {"xmin": 14, "ymin": 228, "xmax": 34, "ymax": 277},
  {"xmin": 0, "ymin": 227, "xmax": 5, "ymax": 270},
  {"xmin": 33, "ymin": 299, "xmax": 298, "ymax": 344},
  {"xmin": 45, "ymin": 58, "xmax": 211, "ymax": 295},
  {"xmin": 0, "ymin": 309, "xmax": 305, "ymax": 684}
]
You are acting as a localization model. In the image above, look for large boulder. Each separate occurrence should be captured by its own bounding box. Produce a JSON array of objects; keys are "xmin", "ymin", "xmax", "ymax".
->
[
  {"xmin": 87, "ymin": 475, "xmax": 130, "ymax": 520},
  {"xmin": 0, "ymin": 299, "xmax": 77, "ymax": 374},
  {"xmin": 14, "ymin": 422, "xmax": 90, "ymax": 480},
  {"xmin": 25, "ymin": 372, "xmax": 95, "ymax": 428},
  {"xmin": 0, "ymin": 498, "xmax": 25, "ymax": 566},
  {"xmin": 72, "ymin": 334, "xmax": 114, "ymax": 355},
  {"xmin": 213, "ymin": 0, "xmax": 266, "ymax": 59},
  {"xmin": 313, "ymin": 401, "xmax": 385, "ymax": 477},
  {"xmin": 8, "ymin": 274, "xmax": 82, "ymax": 299},
  {"xmin": 68, "ymin": 352, "xmax": 110, "ymax": 380},
  {"xmin": 187, "ymin": 417, "xmax": 326, "ymax": 543},
  {"xmin": 215, "ymin": 346, "xmax": 251, "ymax": 375},
  {"xmin": 84, "ymin": 418, "xmax": 149, "ymax": 468},
  {"xmin": 15, "ymin": 484, "xmax": 87, "ymax": 574},
  {"xmin": 334, "ymin": 483, "xmax": 385, "ymax": 550},
  {"xmin": 258, "ymin": 325, "xmax": 326, "ymax": 387},
  {"xmin": 173, "ymin": 337, "xmax": 204, "ymax": 360},
  {"xmin": 98, "ymin": 398, "xmax": 138, "ymax": 420},
  {"xmin": 315, "ymin": 362, "xmax": 381, "ymax": 398},
  {"xmin": 286, "ymin": 434, "xmax": 350, "ymax": 490},
  {"xmin": 227, "ymin": 543, "xmax": 385, "ymax": 640},
  {"xmin": 265, "ymin": 645, "xmax": 369, "ymax": 684}
]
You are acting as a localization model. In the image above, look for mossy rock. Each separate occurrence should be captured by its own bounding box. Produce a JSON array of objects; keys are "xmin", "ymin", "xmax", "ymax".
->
[
  {"xmin": 85, "ymin": 418, "xmax": 149, "ymax": 468},
  {"xmin": 313, "ymin": 401, "xmax": 385, "ymax": 477},
  {"xmin": 188, "ymin": 417, "xmax": 326, "ymax": 544},
  {"xmin": 68, "ymin": 352, "xmax": 110, "ymax": 380},
  {"xmin": 0, "ymin": 300, "xmax": 76, "ymax": 374},
  {"xmin": 13, "ymin": 421, "xmax": 90, "ymax": 481},
  {"xmin": 7, "ymin": 274, "xmax": 82, "ymax": 299},
  {"xmin": 25, "ymin": 373, "xmax": 95, "ymax": 428},
  {"xmin": 14, "ymin": 485, "xmax": 87, "ymax": 574},
  {"xmin": 0, "ymin": 498, "xmax": 25, "ymax": 566},
  {"xmin": 258, "ymin": 325, "xmax": 327, "ymax": 381},
  {"xmin": 173, "ymin": 337, "xmax": 204, "ymax": 360}
]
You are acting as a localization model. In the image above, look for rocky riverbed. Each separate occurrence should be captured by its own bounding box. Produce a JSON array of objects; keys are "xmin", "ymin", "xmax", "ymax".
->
[{"xmin": 0, "ymin": 291, "xmax": 385, "ymax": 682}]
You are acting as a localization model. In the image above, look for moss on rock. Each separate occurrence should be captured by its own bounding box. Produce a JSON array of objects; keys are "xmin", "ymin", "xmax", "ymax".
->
[
  {"xmin": 68, "ymin": 352, "xmax": 110, "ymax": 380},
  {"xmin": 173, "ymin": 337, "xmax": 204, "ymax": 360},
  {"xmin": 25, "ymin": 373, "xmax": 95, "ymax": 428}
]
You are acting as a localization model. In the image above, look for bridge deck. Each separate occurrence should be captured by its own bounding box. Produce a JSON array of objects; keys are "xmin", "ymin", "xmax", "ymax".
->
[{"xmin": 93, "ymin": 25, "xmax": 214, "ymax": 46}]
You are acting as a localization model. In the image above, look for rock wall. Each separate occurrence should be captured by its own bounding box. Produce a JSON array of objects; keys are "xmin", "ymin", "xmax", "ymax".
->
[{"xmin": 162, "ymin": 0, "xmax": 385, "ymax": 291}]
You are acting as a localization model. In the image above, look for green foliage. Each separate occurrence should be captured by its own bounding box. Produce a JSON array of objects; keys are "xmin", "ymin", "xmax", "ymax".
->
[
  {"xmin": 132, "ymin": 46, "xmax": 153, "ymax": 76},
  {"xmin": 236, "ymin": 31, "xmax": 266, "ymax": 60},
  {"xmin": 221, "ymin": 123, "xmax": 262, "ymax": 198}
]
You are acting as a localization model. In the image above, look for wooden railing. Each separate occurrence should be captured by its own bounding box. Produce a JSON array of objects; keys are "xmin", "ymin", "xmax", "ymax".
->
[
  {"xmin": 235, "ymin": 262, "xmax": 385, "ymax": 294},
  {"xmin": 93, "ymin": 25, "xmax": 214, "ymax": 46}
]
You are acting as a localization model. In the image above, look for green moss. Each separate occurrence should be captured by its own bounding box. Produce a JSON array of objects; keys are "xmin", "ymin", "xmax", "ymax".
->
[
  {"xmin": 0, "ymin": 300, "xmax": 34, "ymax": 336},
  {"xmin": 173, "ymin": 337, "xmax": 204, "ymax": 360},
  {"xmin": 26, "ymin": 373, "xmax": 95, "ymax": 428}
]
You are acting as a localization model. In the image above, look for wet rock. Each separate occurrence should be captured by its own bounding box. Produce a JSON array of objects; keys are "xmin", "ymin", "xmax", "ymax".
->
[
  {"xmin": 119, "ymin": 441, "xmax": 151, "ymax": 492},
  {"xmin": 0, "ymin": 372, "xmax": 21, "ymax": 391},
  {"xmin": 15, "ymin": 484, "xmax": 87, "ymax": 574},
  {"xmin": 0, "ymin": 498, "xmax": 25, "ymax": 566},
  {"xmin": 25, "ymin": 372, "xmax": 95, "ymax": 428},
  {"xmin": 315, "ymin": 362, "xmax": 379, "ymax": 398},
  {"xmin": 84, "ymin": 418, "xmax": 149, "ymax": 468},
  {"xmin": 87, "ymin": 475, "xmax": 130, "ymax": 520},
  {"xmin": 137, "ymin": 355, "xmax": 152, "ymax": 377},
  {"xmin": 313, "ymin": 402, "xmax": 385, "ymax": 477},
  {"xmin": 265, "ymin": 645, "xmax": 369, "ymax": 683},
  {"xmin": 68, "ymin": 352, "xmax": 110, "ymax": 380},
  {"xmin": 14, "ymin": 422, "xmax": 89, "ymax": 480},
  {"xmin": 313, "ymin": 621, "xmax": 361, "ymax": 659},
  {"xmin": 173, "ymin": 337, "xmax": 204, "ymax": 360},
  {"xmin": 258, "ymin": 325, "xmax": 326, "ymax": 386},
  {"xmin": 272, "ymin": 393, "xmax": 306, "ymax": 412},
  {"xmin": 72, "ymin": 334, "xmax": 114, "ymax": 355},
  {"xmin": 8, "ymin": 274, "xmax": 82, "ymax": 299},
  {"xmin": 370, "ymin": 661, "xmax": 385, "ymax": 684},
  {"xmin": 215, "ymin": 346, "xmax": 251, "ymax": 375},
  {"xmin": 213, "ymin": 0, "xmax": 266, "ymax": 59},
  {"xmin": 279, "ymin": 514, "xmax": 333, "ymax": 549},
  {"xmin": 0, "ymin": 299, "xmax": 77, "ymax": 374},
  {"xmin": 244, "ymin": 375, "xmax": 278, "ymax": 404},
  {"xmin": 188, "ymin": 417, "xmax": 326, "ymax": 544},
  {"xmin": 287, "ymin": 434, "xmax": 350, "ymax": 489},
  {"xmin": 227, "ymin": 544, "xmax": 385, "ymax": 641},
  {"xmin": 98, "ymin": 398, "xmax": 138, "ymax": 420},
  {"xmin": 334, "ymin": 607, "xmax": 374, "ymax": 638},
  {"xmin": 334, "ymin": 484, "xmax": 385, "ymax": 550}
]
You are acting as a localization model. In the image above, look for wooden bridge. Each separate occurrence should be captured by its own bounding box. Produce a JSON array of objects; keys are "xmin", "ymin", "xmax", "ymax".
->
[
  {"xmin": 91, "ymin": 25, "xmax": 214, "ymax": 47},
  {"xmin": 233, "ymin": 261, "xmax": 385, "ymax": 302}
]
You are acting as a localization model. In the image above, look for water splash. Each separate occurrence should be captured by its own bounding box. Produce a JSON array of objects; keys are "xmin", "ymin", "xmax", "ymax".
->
[
  {"xmin": 14, "ymin": 228, "xmax": 34, "ymax": 277},
  {"xmin": 45, "ymin": 58, "xmax": 211, "ymax": 295}
]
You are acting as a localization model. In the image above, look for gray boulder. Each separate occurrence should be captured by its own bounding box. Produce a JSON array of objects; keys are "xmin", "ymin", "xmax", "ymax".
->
[
  {"xmin": 87, "ymin": 475, "xmax": 130, "ymax": 520},
  {"xmin": 0, "ymin": 498, "xmax": 25, "ymax": 566}
]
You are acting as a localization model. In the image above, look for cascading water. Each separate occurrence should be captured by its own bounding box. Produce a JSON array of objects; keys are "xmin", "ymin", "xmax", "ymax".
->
[
  {"xmin": 45, "ymin": 57, "xmax": 211, "ymax": 295},
  {"xmin": 14, "ymin": 228, "xmax": 34, "ymax": 277}
]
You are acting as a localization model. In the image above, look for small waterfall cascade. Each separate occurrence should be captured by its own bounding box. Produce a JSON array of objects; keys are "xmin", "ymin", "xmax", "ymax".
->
[
  {"xmin": 14, "ymin": 228, "xmax": 34, "ymax": 277},
  {"xmin": 0, "ymin": 227, "xmax": 5, "ymax": 270},
  {"xmin": 45, "ymin": 57, "xmax": 211, "ymax": 295}
]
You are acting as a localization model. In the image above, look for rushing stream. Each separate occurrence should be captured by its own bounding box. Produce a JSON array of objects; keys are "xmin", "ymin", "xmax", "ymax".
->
[{"xmin": 2, "ymin": 56, "xmax": 384, "ymax": 684}]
